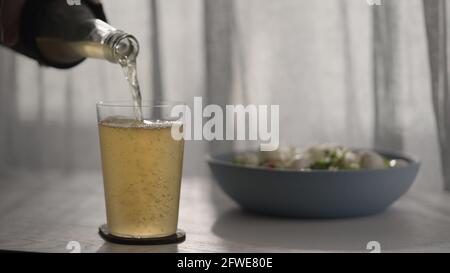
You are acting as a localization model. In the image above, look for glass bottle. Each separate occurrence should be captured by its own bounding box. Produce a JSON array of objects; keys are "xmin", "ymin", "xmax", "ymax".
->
[{"xmin": 3, "ymin": 0, "xmax": 139, "ymax": 68}]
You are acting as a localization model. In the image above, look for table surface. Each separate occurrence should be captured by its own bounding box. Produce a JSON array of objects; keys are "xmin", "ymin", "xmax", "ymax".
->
[{"xmin": 1, "ymin": 170, "xmax": 450, "ymax": 253}]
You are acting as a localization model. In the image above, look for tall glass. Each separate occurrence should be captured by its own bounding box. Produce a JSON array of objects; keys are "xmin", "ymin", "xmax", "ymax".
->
[{"xmin": 96, "ymin": 101, "xmax": 185, "ymax": 238}]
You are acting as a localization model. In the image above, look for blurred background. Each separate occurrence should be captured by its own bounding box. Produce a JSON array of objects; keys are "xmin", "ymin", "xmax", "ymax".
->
[{"xmin": 0, "ymin": 0, "xmax": 447, "ymax": 191}]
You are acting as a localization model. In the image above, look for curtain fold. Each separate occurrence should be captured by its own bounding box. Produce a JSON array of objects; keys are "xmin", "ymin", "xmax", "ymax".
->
[
  {"xmin": 423, "ymin": 0, "xmax": 450, "ymax": 190},
  {"xmin": 204, "ymin": 0, "xmax": 235, "ymax": 154},
  {"xmin": 371, "ymin": 0, "xmax": 442, "ymax": 190},
  {"xmin": 373, "ymin": 1, "xmax": 404, "ymax": 151},
  {"xmin": 0, "ymin": 49, "xmax": 16, "ymax": 173},
  {"xmin": 150, "ymin": 0, "xmax": 164, "ymax": 101}
]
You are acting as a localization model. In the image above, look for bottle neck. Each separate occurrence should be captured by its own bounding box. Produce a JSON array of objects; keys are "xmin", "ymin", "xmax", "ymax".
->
[
  {"xmin": 103, "ymin": 30, "xmax": 139, "ymax": 64},
  {"xmin": 35, "ymin": 19, "xmax": 139, "ymax": 65}
]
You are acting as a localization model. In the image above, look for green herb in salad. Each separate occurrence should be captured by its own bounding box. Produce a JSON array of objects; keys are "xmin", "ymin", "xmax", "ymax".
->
[{"xmin": 233, "ymin": 144, "xmax": 408, "ymax": 171}]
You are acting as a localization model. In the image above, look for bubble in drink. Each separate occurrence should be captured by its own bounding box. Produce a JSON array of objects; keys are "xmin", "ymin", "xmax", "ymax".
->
[{"xmin": 98, "ymin": 117, "xmax": 184, "ymax": 238}]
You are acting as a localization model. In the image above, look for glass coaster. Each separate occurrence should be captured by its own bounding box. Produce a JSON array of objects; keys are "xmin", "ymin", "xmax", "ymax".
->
[{"xmin": 98, "ymin": 224, "xmax": 186, "ymax": 245}]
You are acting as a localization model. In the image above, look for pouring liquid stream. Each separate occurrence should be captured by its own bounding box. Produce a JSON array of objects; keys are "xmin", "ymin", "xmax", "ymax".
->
[
  {"xmin": 113, "ymin": 33, "xmax": 143, "ymax": 121},
  {"xmin": 119, "ymin": 57, "xmax": 142, "ymax": 121}
]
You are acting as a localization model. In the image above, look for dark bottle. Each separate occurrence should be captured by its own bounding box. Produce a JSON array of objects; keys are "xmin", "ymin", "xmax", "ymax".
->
[{"xmin": 5, "ymin": 0, "xmax": 139, "ymax": 68}]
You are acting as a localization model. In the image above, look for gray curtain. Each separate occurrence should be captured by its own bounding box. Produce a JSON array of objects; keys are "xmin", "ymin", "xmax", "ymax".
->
[
  {"xmin": 0, "ymin": 0, "xmax": 447, "ymax": 190},
  {"xmin": 423, "ymin": 0, "xmax": 450, "ymax": 190},
  {"xmin": 370, "ymin": 0, "xmax": 442, "ymax": 190}
]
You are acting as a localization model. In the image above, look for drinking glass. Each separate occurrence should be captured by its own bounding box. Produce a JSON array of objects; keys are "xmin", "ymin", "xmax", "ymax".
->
[{"xmin": 97, "ymin": 101, "xmax": 185, "ymax": 239}]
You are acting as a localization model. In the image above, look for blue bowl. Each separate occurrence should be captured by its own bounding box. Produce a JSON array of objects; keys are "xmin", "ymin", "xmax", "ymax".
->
[{"xmin": 207, "ymin": 150, "xmax": 420, "ymax": 218}]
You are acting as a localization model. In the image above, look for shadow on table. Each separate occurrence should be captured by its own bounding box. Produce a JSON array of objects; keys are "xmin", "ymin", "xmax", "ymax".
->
[
  {"xmin": 211, "ymin": 207, "xmax": 432, "ymax": 252},
  {"xmin": 96, "ymin": 242, "xmax": 179, "ymax": 253}
]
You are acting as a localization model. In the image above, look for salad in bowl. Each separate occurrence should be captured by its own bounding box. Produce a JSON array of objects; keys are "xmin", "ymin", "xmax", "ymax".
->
[
  {"xmin": 233, "ymin": 144, "xmax": 409, "ymax": 171},
  {"xmin": 208, "ymin": 144, "xmax": 419, "ymax": 218}
]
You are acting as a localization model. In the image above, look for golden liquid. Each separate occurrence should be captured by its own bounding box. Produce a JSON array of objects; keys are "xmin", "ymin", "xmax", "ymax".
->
[
  {"xmin": 36, "ymin": 38, "xmax": 109, "ymax": 64},
  {"xmin": 98, "ymin": 118, "xmax": 184, "ymax": 238}
]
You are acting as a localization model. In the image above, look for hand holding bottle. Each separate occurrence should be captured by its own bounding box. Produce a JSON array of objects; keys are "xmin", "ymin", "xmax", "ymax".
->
[{"xmin": 0, "ymin": 0, "xmax": 114, "ymax": 69}]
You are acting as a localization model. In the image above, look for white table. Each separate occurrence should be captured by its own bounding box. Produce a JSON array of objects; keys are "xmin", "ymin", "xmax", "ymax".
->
[{"xmin": 1, "ymin": 170, "xmax": 450, "ymax": 252}]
